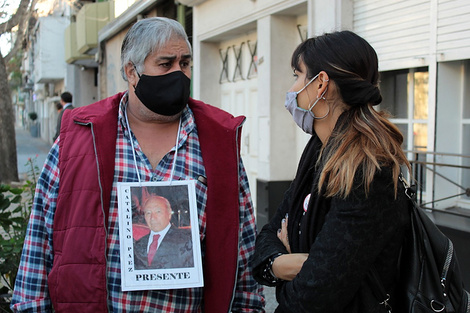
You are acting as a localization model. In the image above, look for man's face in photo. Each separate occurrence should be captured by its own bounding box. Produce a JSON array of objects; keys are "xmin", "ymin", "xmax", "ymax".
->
[{"xmin": 143, "ymin": 196, "xmax": 172, "ymax": 232}]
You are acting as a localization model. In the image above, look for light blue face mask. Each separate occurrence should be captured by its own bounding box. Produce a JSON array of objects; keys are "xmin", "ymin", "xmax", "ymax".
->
[{"xmin": 284, "ymin": 73, "xmax": 328, "ymax": 134}]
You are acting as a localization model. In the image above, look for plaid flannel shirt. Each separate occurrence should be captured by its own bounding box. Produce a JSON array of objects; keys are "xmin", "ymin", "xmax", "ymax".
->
[{"xmin": 12, "ymin": 93, "xmax": 265, "ymax": 312}]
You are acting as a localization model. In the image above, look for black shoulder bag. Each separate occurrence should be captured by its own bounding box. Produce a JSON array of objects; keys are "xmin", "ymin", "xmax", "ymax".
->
[{"xmin": 370, "ymin": 174, "xmax": 470, "ymax": 313}]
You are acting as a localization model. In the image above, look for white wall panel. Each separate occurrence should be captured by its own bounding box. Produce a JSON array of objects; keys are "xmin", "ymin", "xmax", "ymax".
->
[
  {"xmin": 353, "ymin": 0, "xmax": 431, "ymax": 71},
  {"xmin": 195, "ymin": 0, "xmax": 306, "ymax": 41},
  {"xmin": 437, "ymin": 0, "xmax": 470, "ymax": 60},
  {"xmin": 34, "ymin": 16, "xmax": 68, "ymax": 83},
  {"xmin": 354, "ymin": 0, "xmax": 470, "ymax": 68},
  {"xmin": 219, "ymin": 33, "xmax": 260, "ymax": 209}
]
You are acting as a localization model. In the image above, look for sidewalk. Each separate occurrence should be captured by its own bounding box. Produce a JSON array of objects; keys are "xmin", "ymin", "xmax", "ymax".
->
[
  {"xmin": 264, "ymin": 286, "xmax": 277, "ymax": 312},
  {"xmin": 15, "ymin": 127, "xmax": 51, "ymax": 180}
]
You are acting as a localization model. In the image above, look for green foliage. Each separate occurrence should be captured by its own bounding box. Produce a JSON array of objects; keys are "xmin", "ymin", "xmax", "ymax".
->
[
  {"xmin": 6, "ymin": 52, "xmax": 23, "ymax": 90},
  {"xmin": 0, "ymin": 156, "xmax": 39, "ymax": 312},
  {"xmin": 27, "ymin": 112, "xmax": 37, "ymax": 121}
]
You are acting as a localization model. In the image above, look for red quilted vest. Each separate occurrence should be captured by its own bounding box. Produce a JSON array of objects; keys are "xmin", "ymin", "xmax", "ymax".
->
[{"xmin": 49, "ymin": 93, "xmax": 244, "ymax": 312}]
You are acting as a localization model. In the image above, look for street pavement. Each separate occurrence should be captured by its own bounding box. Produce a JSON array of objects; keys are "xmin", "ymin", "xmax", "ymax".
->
[
  {"xmin": 15, "ymin": 125, "xmax": 278, "ymax": 311},
  {"xmin": 264, "ymin": 286, "xmax": 277, "ymax": 312},
  {"xmin": 15, "ymin": 127, "xmax": 51, "ymax": 181}
]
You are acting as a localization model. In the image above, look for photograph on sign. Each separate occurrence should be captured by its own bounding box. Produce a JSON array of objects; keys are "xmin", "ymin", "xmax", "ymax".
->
[{"xmin": 117, "ymin": 180, "xmax": 203, "ymax": 291}]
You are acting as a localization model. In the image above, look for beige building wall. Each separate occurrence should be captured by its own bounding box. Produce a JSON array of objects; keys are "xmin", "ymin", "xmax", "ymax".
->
[
  {"xmin": 98, "ymin": 7, "xmax": 160, "ymax": 98},
  {"xmin": 190, "ymin": 0, "xmax": 352, "ymax": 220},
  {"xmin": 92, "ymin": 0, "xmax": 470, "ymax": 212},
  {"xmin": 102, "ymin": 30, "xmax": 129, "ymax": 98},
  {"xmin": 188, "ymin": 0, "xmax": 470, "ymax": 214}
]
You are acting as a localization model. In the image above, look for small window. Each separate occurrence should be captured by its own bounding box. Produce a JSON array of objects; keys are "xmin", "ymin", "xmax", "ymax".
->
[{"xmin": 379, "ymin": 67, "xmax": 429, "ymax": 151}]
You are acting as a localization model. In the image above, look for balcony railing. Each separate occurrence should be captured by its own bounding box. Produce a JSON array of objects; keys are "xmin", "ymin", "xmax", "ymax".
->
[
  {"xmin": 406, "ymin": 150, "xmax": 470, "ymax": 287},
  {"xmin": 406, "ymin": 150, "xmax": 470, "ymax": 216}
]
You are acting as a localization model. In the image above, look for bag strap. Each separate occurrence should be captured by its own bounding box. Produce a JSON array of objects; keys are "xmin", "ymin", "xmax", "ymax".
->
[
  {"xmin": 367, "ymin": 266, "xmax": 392, "ymax": 312},
  {"xmin": 398, "ymin": 172, "xmax": 417, "ymax": 200},
  {"xmin": 367, "ymin": 172, "xmax": 415, "ymax": 313}
]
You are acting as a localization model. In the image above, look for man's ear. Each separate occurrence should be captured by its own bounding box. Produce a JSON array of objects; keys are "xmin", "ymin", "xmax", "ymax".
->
[
  {"xmin": 317, "ymin": 71, "xmax": 330, "ymax": 97},
  {"xmin": 125, "ymin": 62, "xmax": 138, "ymax": 87}
]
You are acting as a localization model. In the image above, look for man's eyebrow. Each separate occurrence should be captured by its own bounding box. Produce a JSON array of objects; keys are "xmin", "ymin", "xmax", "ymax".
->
[
  {"xmin": 157, "ymin": 55, "xmax": 176, "ymax": 61},
  {"xmin": 157, "ymin": 54, "xmax": 192, "ymax": 61}
]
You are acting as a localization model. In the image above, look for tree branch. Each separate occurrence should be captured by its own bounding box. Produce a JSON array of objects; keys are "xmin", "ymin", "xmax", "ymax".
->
[
  {"xmin": 4, "ymin": 0, "xmax": 37, "ymax": 63},
  {"xmin": 0, "ymin": 0, "xmax": 32, "ymax": 35}
]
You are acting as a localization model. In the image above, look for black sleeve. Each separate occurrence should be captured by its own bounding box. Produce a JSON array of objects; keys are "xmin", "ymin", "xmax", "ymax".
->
[
  {"xmin": 275, "ymin": 170, "xmax": 407, "ymax": 312},
  {"xmin": 251, "ymin": 181, "xmax": 294, "ymax": 286},
  {"xmin": 252, "ymin": 135, "xmax": 321, "ymax": 286}
]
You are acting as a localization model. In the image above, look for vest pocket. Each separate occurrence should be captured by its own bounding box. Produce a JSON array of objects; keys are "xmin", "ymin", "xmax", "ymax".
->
[{"xmin": 48, "ymin": 261, "xmax": 107, "ymax": 312}]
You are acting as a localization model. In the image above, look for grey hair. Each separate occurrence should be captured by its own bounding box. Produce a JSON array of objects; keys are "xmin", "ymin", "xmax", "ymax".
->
[{"xmin": 120, "ymin": 17, "xmax": 192, "ymax": 81}]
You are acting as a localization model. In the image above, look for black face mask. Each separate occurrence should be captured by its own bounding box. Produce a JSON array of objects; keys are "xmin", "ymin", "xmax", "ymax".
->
[{"xmin": 134, "ymin": 70, "xmax": 191, "ymax": 116}]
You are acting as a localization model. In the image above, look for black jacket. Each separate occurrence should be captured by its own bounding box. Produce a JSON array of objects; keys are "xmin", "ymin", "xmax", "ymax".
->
[
  {"xmin": 252, "ymin": 135, "xmax": 410, "ymax": 313},
  {"xmin": 53, "ymin": 104, "xmax": 74, "ymax": 141}
]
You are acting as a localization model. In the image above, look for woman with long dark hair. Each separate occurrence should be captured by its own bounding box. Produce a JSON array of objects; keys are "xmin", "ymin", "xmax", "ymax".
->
[{"xmin": 252, "ymin": 30, "xmax": 411, "ymax": 312}]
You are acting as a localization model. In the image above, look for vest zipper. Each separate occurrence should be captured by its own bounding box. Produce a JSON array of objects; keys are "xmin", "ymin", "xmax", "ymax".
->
[
  {"xmin": 227, "ymin": 120, "xmax": 245, "ymax": 312},
  {"xmin": 84, "ymin": 121, "xmax": 111, "ymax": 313}
]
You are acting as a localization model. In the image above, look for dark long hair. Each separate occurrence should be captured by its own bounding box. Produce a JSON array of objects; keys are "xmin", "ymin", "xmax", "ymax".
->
[{"xmin": 292, "ymin": 31, "xmax": 410, "ymax": 198}]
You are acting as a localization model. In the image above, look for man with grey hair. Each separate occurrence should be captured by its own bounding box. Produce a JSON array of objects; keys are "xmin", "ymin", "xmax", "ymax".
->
[{"xmin": 12, "ymin": 17, "xmax": 265, "ymax": 312}]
